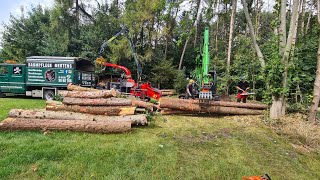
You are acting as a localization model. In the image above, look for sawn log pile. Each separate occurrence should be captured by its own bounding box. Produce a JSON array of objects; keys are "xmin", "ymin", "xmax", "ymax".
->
[
  {"xmin": 159, "ymin": 98, "xmax": 268, "ymax": 115},
  {"xmin": 0, "ymin": 84, "xmax": 151, "ymax": 134}
]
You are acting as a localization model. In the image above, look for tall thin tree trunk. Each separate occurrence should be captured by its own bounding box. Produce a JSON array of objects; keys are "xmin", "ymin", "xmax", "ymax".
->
[
  {"xmin": 308, "ymin": 0, "xmax": 320, "ymax": 123},
  {"xmin": 194, "ymin": 5, "xmax": 203, "ymax": 48},
  {"xmin": 255, "ymin": 0, "xmax": 261, "ymax": 37},
  {"xmin": 241, "ymin": 0, "xmax": 266, "ymax": 68},
  {"xmin": 305, "ymin": 4, "xmax": 312, "ymax": 33},
  {"xmin": 226, "ymin": 0, "xmax": 237, "ymax": 73},
  {"xmin": 179, "ymin": 36, "xmax": 190, "ymax": 70},
  {"xmin": 300, "ymin": 0, "xmax": 306, "ymax": 35},
  {"xmin": 279, "ymin": 0, "xmax": 287, "ymax": 56},
  {"xmin": 178, "ymin": 0, "xmax": 201, "ymax": 70},
  {"xmin": 290, "ymin": 2, "xmax": 300, "ymax": 57}
]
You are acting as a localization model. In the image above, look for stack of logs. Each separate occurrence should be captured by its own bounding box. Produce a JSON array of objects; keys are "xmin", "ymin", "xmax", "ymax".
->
[
  {"xmin": 159, "ymin": 98, "xmax": 268, "ymax": 115},
  {"xmin": 0, "ymin": 84, "xmax": 155, "ymax": 134}
]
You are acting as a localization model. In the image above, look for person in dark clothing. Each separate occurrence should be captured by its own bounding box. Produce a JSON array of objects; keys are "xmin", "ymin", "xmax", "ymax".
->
[
  {"xmin": 236, "ymin": 76, "xmax": 250, "ymax": 103},
  {"xmin": 186, "ymin": 79, "xmax": 195, "ymax": 99}
]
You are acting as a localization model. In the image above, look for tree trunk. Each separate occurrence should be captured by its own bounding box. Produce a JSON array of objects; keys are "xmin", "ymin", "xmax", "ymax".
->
[
  {"xmin": 300, "ymin": 0, "xmax": 306, "ymax": 35},
  {"xmin": 179, "ymin": 36, "xmax": 190, "ymax": 70},
  {"xmin": 63, "ymin": 97, "xmax": 132, "ymax": 106},
  {"xmin": 59, "ymin": 89, "xmax": 117, "ymax": 98},
  {"xmin": 226, "ymin": 0, "xmax": 237, "ymax": 73},
  {"xmin": 241, "ymin": 0, "xmax": 266, "ymax": 68},
  {"xmin": 270, "ymin": 0, "xmax": 300, "ymax": 119},
  {"xmin": 8, "ymin": 109, "xmax": 147, "ymax": 125},
  {"xmin": 160, "ymin": 98, "xmax": 268, "ymax": 109},
  {"xmin": 279, "ymin": 0, "xmax": 287, "ymax": 56},
  {"xmin": 46, "ymin": 104, "xmax": 135, "ymax": 116},
  {"xmin": 290, "ymin": 1, "xmax": 301, "ymax": 61},
  {"xmin": 255, "ymin": 0, "xmax": 261, "ymax": 37},
  {"xmin": 67, "ymin": 84, "xmax": 98, "ymax": 91},
  {"xmin": 281, "ymin": 0, "xmax": 299, "ymax": 88},
  {"xmin": 305, "ymin": 3, "xmax": 312, "ymax": 33},
  {"xmin": 308, "ymin": 2, "xmax": 320, "ymax": 123},
  {"xmin": 0, "ymin": 118, "xmax": 131, "ymax": 134},
  {"xmin": 270, "ymin": 95, "xmax": 286, "ymax": 119}
]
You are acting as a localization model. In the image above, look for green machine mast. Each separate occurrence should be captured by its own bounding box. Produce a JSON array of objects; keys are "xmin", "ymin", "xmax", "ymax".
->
[{"xmin": 195, "ymin": 27, "xmax": 218, "ymax": 100}]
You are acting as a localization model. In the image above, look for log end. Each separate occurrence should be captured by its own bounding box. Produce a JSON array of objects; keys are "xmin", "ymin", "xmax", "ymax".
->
[{"xmin": 110, "ymin": 88, "xmax": 117, "ymax": 97}]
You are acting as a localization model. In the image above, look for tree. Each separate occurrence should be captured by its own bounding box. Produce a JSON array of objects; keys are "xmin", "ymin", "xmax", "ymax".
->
[
  {"xmin": 308, "ymin": 0, "xmax": 320, "ymax": 123},
  {"xmin": 270, "ymin": 0, "xmax": 300, "ymax": 119}
]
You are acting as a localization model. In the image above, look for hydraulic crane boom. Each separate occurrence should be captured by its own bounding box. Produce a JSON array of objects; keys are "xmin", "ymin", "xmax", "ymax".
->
[{"xmin": 195, "ymin": 27, "xmax": 218, "ymax": 100}]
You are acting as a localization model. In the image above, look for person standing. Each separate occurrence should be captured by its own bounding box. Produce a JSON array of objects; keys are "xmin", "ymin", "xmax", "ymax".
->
[{"xmin": 236, "ymin": 76, "xmax": 250, "ymax": 103}]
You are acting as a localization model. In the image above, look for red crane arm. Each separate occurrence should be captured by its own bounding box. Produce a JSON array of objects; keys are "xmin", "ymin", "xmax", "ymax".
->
[{"xmin": 104, "ymin": 62, "xmax": 132, "ymax": 78}]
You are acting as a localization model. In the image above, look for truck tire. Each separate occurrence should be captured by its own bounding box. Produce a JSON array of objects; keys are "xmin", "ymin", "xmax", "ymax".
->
[
  {"xmin": 0, "ymin": 92, "xmax": 4, "ymax": 98},
  {"xmin": 44, "ymin": 90, "xmax": 55, "ymax": 101}
]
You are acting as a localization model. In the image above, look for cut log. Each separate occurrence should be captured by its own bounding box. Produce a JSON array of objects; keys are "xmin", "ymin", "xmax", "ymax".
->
[
  {"xmin": 46, "ymin": 100, "xmax": 63, "ymax": 106},
  {"xmin": 160, "ymin": 98, "xmax": 268, "ymax": 110},
  {"xmin": 59, "ymin": 89, "xmax": 117, "ymax": 98},
  {"xmin": 161, "ymin": 89, "xmax": 176, "ymax": 96},
  {"xmin": 8, "ymin": 109, "xmax": 147, "ymax": 125},
  {"xmin": 159, "ymin": 98, "xmax": 263, "ymax": 115},
  {"xmin": 67, "ymin": 84, "xmax": 98, "ymax": 91},
  {"xmin": 0, "ymin": 118, "xmax": 131, "ymax": 134},
  {"xmin": 63, "ymin": 97, "xmax": 132, "ymax": 106},
  {"xmin": 132, "ymin": 99, "xmax": 159, "ymax": 111},
  {"xmin": 57, "ymin": 90, "xmax": 69, "ymax": 97},
  {"xmin": 160, "ymin": 109, "xmax": 200, "ymax": 115},
  {"xmin": 46, "ymin": 104, "xmax": 135, "ymax": 116}
]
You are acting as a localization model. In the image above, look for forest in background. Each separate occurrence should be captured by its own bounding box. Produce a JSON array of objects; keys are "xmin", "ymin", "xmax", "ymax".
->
[{"xmin": 0, "ymin": 0, "xmax": 319, "ymax": 119}]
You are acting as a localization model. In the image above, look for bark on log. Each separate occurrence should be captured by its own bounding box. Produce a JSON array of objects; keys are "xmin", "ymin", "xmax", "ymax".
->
[
  {"xmin": 46, "ymin": 104, "xmax": 135, "ymax": 116},
  {"xmin": 67, "ymin": 84, "xmax": 99, "ymax": 91},
  {"xmin": 0, "ymin": 118, "xmax": 131, "ymax": 134},
  {"xmin": 59, "ymin": 89, "xmax": 117, "ymax": 98},
  {"xmin": 160, "ymin": 98, "xmax": 268, "ymax": 109},
  {"xmin": 9, "ymin": 109, "xmax": 147, "ymax": 125},
  {"xmin": 159, "ymin": 98, "xmax": 263, "ymax": 115},
  {"xmin": 63, "ymin": 97, "xmax": 132, "ymax": 106},
  {"xmin": 132, "ymin": 99, "xmax": 159, "ymax": 111}
]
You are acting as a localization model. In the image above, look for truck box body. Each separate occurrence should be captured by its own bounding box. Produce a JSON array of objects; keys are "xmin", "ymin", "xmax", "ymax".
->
[{"xmin": 0, "ymin": 56, "xmax": 95, "ymax": 99}]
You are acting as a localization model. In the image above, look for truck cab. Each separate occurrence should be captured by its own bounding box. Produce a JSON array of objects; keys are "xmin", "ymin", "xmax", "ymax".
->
[
  {"xmin": 0, "ymin": 63, "xmax": 26, "ymax": 96},
  {"xmin": 0, "ymin": 56, "xmax": 95, "ymax": 100}
]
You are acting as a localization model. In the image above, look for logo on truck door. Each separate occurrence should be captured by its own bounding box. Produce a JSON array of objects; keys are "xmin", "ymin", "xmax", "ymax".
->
[
  {"xmin": 13, "ymin": 66, "xmax": 22, "ymax": 74},
  {"xmin": 45, "ymin": 69, "xmax": 56, "ymax": 82}
]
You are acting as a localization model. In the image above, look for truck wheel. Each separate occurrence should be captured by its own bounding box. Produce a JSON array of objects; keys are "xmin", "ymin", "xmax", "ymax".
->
[
  {"xmin": 0, "ymin": 92, "xmax": 4, "ymax": 98},
  {"xmin": 44, "ymin": 90, "xmax": 55, "ymax": 101}
]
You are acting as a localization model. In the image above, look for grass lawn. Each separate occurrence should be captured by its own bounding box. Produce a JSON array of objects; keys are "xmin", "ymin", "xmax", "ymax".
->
[{"xmin": 0, "ymin": 98, "xmax": 320, "ymax": 179}]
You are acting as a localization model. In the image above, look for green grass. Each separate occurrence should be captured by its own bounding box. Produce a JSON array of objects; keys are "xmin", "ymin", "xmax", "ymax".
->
[{"xmin": 0, "ymin": 98, "xmax": 320, "ymax": 179}]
